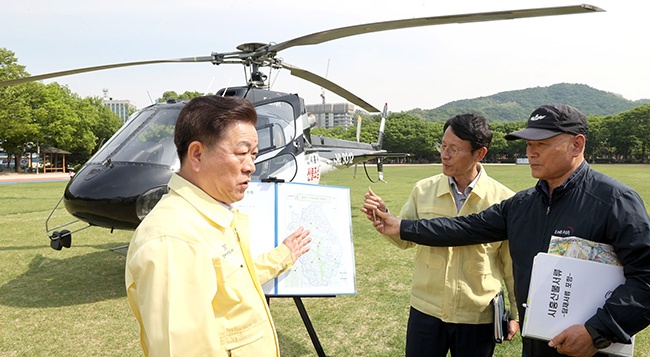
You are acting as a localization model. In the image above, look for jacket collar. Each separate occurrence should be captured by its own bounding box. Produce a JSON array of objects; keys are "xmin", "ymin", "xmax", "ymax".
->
[
  {"xmin": 168, "ymin": 173, "xmax": 235, "ymax": 228},
  {"xmin": 535, "ymin": 160, "xmax": 589, "ymax": 198},
  {"xmin": 435, "ymin": 163, "xmax": 491, "ymax": 199}
]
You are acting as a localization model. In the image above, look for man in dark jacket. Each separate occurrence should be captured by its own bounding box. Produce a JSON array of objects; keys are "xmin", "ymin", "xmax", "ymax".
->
[{"xmin": 363, "ymin": 104, "xmax": 650, "ymax": 357}]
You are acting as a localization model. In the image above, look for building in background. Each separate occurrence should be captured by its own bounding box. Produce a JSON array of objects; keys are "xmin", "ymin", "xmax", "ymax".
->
[
  {"xmin": 305, "ymin": 103, "xmax": 355, "ymax": 129},
  {"xmin": 102, "ymin": 89, "xmax": 137, "ymax": 123}
]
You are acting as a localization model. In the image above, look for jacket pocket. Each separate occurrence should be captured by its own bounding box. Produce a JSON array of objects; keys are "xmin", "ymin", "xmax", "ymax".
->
[
  {"xmin": 458, "ymin": 259, "xmax": 498, "ymax": 311},
  {"xmin": 413, "ymin": 249, "xmax": 446, "ymax": 294},
  {"xmin": 211, "ymin": 257, "xmax": 268, "ymax": 350}
]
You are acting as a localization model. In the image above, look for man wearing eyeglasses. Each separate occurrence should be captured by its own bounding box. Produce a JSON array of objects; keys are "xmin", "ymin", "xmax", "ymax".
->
[
  {"xmin": 366, "ymin": 104, "xmax": 650, "ymax": 356},
  {"xmin": 366, "ymin": 114, "xmax": 519, "ymax": 356}
]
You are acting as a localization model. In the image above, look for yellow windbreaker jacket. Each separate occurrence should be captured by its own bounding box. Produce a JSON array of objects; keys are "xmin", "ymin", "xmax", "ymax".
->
[
  {"xmin": 126, "ymin": 174, "xmax": 294, "ymax": 356},
  {"xmin": 386, "ymin": 165, "xmax": 519, "ymax": 323}
]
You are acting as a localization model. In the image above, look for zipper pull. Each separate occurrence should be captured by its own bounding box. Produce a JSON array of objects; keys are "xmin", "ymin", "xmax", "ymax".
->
[{"xmin": 546, "ymin": 206, "xmax": 551, "ymax": 215}]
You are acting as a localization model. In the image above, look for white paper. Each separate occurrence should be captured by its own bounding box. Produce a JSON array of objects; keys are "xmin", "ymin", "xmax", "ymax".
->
[{"xmin": 522, "ymin": 253, "xmax": 633, "ymax": 357}]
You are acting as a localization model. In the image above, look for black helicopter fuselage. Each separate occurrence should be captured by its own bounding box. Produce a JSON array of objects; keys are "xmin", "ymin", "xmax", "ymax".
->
[
  {"xmin": 64, "ymin": 162, "xmax": 173, "ymax": 230},
  {"xmin": 55, "ymin": 86, "xmax": 399, "ymax": 244},
  {"xmin": 63, "ymin": 87, "xmax": 318, "ymax": 230}
]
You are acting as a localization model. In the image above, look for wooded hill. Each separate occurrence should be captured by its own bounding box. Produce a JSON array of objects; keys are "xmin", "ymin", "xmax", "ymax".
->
[{"xmin": 405, "ymin": 83, "xmax": 650, "ymax": 122}]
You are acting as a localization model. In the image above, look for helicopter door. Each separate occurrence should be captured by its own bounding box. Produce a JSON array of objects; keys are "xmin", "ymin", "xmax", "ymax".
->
[{"xmin": 252, "ymin": 96, "xmax": 301, "ymax": 182}]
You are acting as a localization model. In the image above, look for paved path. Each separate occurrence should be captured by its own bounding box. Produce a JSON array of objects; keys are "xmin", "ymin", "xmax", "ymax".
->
[{"xmin": 0, "ymin": 172, "xmax": 72, "ymax": 184}]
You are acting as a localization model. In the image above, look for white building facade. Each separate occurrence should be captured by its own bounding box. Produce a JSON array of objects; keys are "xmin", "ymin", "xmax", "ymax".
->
[
  {"xmin": 102, "ymin": 99, "xmax": 137, "ymax": 123},
  {"xmin": 305, "ymin": 103, "xmax": 355, "ymax": 129}
]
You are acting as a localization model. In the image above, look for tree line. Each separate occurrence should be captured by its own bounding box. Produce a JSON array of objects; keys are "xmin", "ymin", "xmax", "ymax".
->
[
  {"xmin": 312, "ymin": 105, "xmax": 650, "ymax": 164},
  {"xmin": 0, "ymin": 49, "xmax": 123, "ymax": 172},
  {"xmin": 3, "ymin": 46, "xmax": 650, "ymax": 171},
  {"xmin": 0, "ymin": 48, "xmax": 212, "ymax": 173}
]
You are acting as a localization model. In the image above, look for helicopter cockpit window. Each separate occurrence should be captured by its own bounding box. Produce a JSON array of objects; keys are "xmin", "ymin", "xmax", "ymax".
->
[
  {"xmin": 252, "ymin": 153, "xmax": 297, "ymax": 182},
  {"xmin": 256, "ymin": 122, "xmax": 286, "ymax": 155},
  {"xmin": 255, "ymin": 100, "xmax": 295, "ymax": 143},
  {"xmin": 87, "ymin": 107, "xmax": 154, "ymax": 164},
  {"xmin": 88, "ymin": 107, "xmax": 181, "ymax": 169},
  {"xmin": 252, "ymin": 99, "xmax": 298, "ymax": 181}
]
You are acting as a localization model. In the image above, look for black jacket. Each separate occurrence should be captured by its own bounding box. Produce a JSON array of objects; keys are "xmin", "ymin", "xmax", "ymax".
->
[{"xmin": 401, "ymin": 161, "xmax": 650, "ymax": 344}]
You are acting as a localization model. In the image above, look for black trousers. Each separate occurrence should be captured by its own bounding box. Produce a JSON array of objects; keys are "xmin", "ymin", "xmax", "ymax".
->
[{"xmin": 406, "ymin": 306, "xmax": 495, "ymax": 357}]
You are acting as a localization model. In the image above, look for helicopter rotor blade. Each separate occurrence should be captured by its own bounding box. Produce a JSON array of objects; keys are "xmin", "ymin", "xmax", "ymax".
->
[
  {"xmin": 268, "ymin": 4, "xmax": 603, "ymax": 53},
  {"xmin": 280, "ymin": 61, "xmax": 380, "ymax": 113},
  {"xmin": 0, "ymin": 56, "xmax": 214, "ymax": 87},
  {"xmin": 0, "ymin": 4, "xmax": 603, "ymax": 90}
]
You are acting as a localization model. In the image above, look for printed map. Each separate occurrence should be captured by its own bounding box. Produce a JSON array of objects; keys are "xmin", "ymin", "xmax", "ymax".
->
[{"xmin": 235, "ymin": 181, "xmax": 356, "ymax": 296}]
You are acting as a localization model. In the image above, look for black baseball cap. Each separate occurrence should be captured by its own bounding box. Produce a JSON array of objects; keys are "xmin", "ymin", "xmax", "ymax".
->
[{"xmin": 505, "ymin": 104, "xmax": 588, "ymax": 141}]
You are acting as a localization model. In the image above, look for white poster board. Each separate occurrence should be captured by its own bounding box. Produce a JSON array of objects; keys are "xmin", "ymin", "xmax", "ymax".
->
[
  {"xmin": 234, "ymin": 181, "xmax": 356, "ymax": 296},
  {"xmin": 522, "ymin": 253, "xmax": 633, "ymax": 357}
]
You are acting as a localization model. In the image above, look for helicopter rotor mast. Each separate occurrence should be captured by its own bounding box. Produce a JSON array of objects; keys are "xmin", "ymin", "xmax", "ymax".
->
[{"xmin": 0, "ymin": 4, "xmax": 603, "ymax": 112}]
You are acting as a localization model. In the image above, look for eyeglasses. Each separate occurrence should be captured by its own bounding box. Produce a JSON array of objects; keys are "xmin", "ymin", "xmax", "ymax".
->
[{"xmin": 435, "ymin": 143, "xmax": 471, "ymax": 158}]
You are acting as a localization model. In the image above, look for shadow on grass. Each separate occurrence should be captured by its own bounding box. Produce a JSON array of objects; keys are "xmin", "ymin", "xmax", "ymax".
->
[
  {"xmin": 277, "ymin": 330, "xmax": 314, "ymax": 356},
  {"xmin": 0, "ymin": 248, "xmax": 126, "ymax": 308},
  {"xmin": 0, "ymin": 242, "xmax": 128, "ymax": 252}
]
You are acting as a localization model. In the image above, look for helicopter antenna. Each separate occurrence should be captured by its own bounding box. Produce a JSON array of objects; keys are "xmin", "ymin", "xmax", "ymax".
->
[
  {"xmin": 320, "ymin": 59, "xmax": 331, "ymax": 104},
  {"xmin": 204, "ymin": 76, "xmax": 216, "ymax": 96},
  {"xmin": 221, "ymin": 79, "xmax": 232, "ymax": 97}
]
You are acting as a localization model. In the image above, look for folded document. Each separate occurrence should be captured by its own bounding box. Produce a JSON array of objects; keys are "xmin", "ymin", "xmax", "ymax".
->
[
  {"xmin": 522, "ymin": 253, "xmax": 633, "ymax": 357},
  {"xmin": 492, "ymin": 289, "xmax": 509, "ymax": 343}
]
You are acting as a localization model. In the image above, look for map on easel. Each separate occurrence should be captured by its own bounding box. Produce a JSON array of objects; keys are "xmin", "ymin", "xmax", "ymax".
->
[{"xmin": 235, "ymin": 181, "xmax": 356, "ymax": 296}]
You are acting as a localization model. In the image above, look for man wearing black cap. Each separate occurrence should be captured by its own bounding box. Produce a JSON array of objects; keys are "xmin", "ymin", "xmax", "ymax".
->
[{"xmin": 363, "ymin": 104, "xmax": 650, "ymax": 356}]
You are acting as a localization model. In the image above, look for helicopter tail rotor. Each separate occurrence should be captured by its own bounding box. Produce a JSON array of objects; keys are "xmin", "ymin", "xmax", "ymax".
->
[
  {"xmin": 376, "ymin": 103, "xmax": 389, "ymax": 182},
  {"xmin": 363, "ymin": 103, "xmax": 390, "ymax": 183},
  {"xmin": 372, "ymin": 103, "xmax": 388, "ymax": 150},
  {"xmin": 353, "ymin": 114, "xmax": 362, "ymax": 178}
]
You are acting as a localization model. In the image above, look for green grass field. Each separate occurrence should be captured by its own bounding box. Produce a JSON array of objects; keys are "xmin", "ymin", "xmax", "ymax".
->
[{"xmin": 0, "ymin": 164, "xmax": 648, "ymax": 356}]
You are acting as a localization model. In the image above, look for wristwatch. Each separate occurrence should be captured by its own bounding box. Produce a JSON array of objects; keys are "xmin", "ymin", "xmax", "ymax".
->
[{"xmin": 585, "ymin": 325, "xmax": 612, "ymax": 349}]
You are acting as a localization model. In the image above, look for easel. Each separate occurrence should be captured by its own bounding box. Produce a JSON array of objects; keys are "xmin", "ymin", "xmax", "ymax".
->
[
  {"xmin": 257, "ymin": 177, "xmax": 349, "ymax": 357},
  {"xmin": 267, "ymin": 296, "xmax": 332, "ymax": 357}
]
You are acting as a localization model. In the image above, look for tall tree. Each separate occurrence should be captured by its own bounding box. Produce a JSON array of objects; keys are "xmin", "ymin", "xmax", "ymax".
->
[
  {"xmin": 34, "ymin": 84, "xmax": 123, "ymax": 165},
  {"xmin": 383, "ymin": 113, "xmax": 441, "ymax": 161},
  {"xmin": 0, "ymin": 48, "xmax": 44, "ymax": 172},
  {"xmin": 585, "ymin": 115, "xmax": 608, "ymax": 162},
  {"xmin": 616, "ymin": 104, "xmax": 650, "ymax": 162}
]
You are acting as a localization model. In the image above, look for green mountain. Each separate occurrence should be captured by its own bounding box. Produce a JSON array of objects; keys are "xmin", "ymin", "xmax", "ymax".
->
[{"xmin": 406, "ymin": 83, "xmax": 650, "ymax": 122}]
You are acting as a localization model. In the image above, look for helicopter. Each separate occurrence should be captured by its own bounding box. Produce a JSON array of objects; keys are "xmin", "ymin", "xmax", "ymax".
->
[{"xmin": 0, "ymin": 4, "xmax": 602, "ymax": 250}]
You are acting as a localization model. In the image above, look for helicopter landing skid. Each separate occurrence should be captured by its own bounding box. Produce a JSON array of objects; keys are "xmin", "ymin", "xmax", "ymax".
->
[{"xmin": 45, "ymin": 195, "xmax": 91, "ymax": 250}]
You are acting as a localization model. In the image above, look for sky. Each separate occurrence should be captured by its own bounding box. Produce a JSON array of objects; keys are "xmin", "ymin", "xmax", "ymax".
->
[{"xmin": 3, "ymin": 0, "xmax": 648, "ymax": 112}]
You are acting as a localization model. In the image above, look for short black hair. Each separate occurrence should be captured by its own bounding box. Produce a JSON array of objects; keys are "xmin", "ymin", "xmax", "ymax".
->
[
  {"xmin": 174, "ymin": 96, "xmax": 257, "ymax": 163},
  {"xmin": 443, "ymin": 114, "xmax": 492, "ymax": 151}
]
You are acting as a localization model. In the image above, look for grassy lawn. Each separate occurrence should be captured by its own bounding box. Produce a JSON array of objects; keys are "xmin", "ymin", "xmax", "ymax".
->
[{"xmin": 0, "ymin": 164, "xmax": 648, "ymax": 356}]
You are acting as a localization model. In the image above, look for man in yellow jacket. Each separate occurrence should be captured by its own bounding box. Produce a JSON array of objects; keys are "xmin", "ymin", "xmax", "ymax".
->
[
  {"xmin": 125, "ymin": 96, "xmax": 311, "ymax": 356},
  {"xmin": 366, "ymin": 114, "xmax": 518, "ymax": 356}
]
